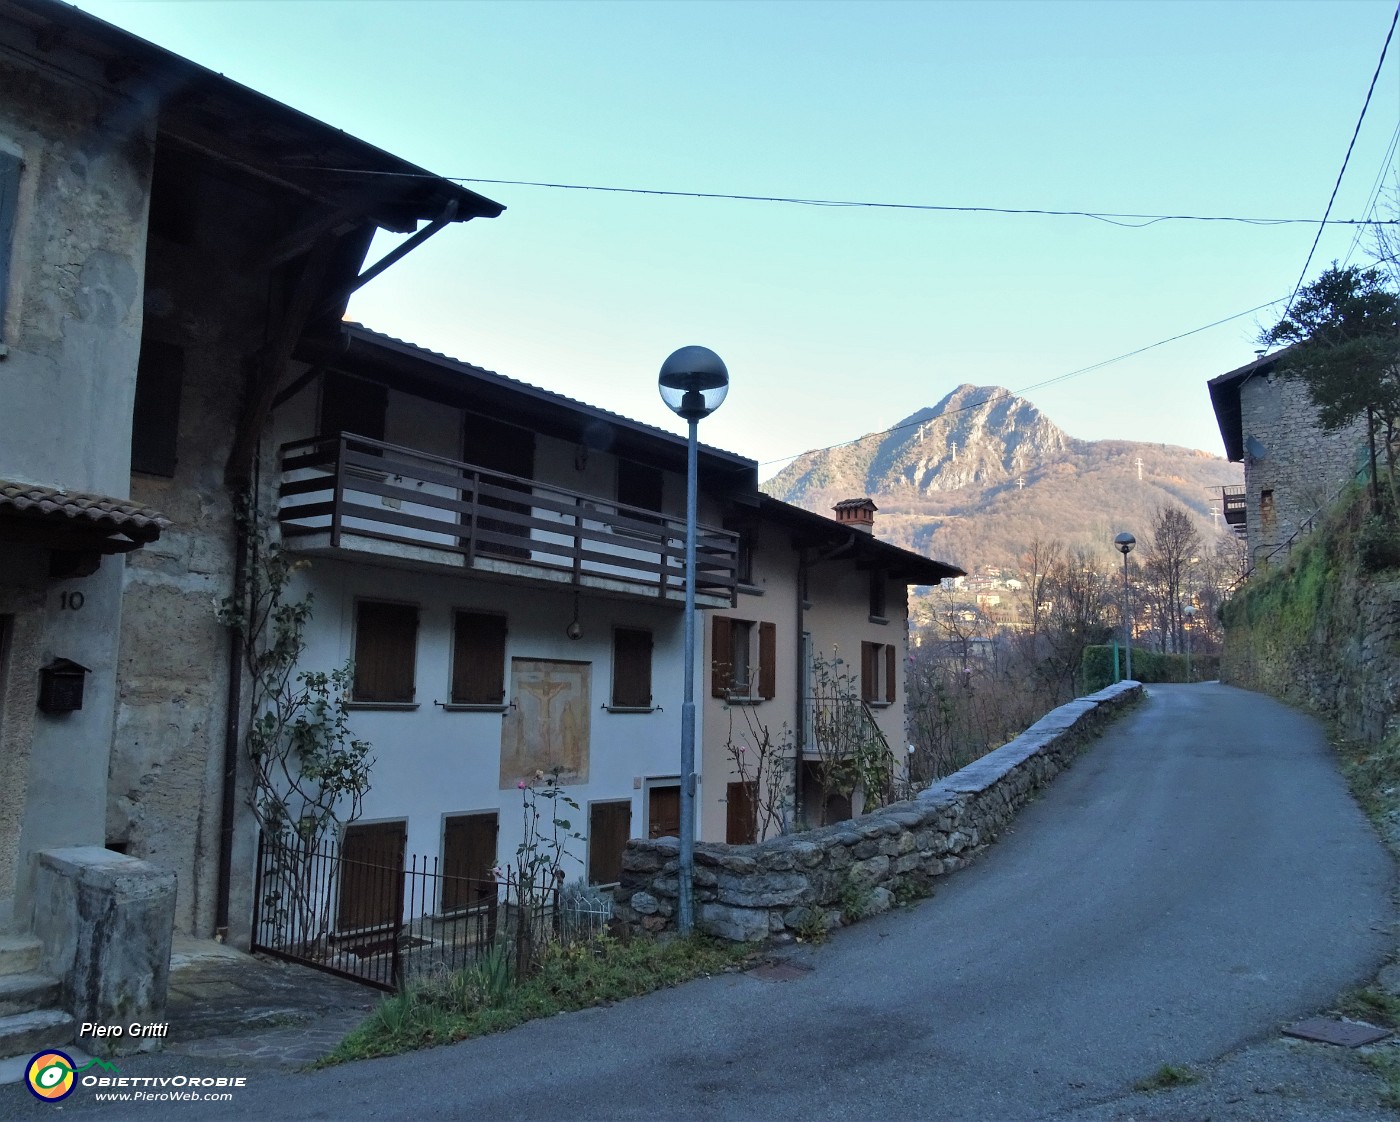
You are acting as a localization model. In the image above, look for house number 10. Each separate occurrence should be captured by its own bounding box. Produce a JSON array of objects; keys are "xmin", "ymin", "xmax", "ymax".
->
[{"xmin": 59, "ymin": 592, "xmax": 85, "ymax": 611}]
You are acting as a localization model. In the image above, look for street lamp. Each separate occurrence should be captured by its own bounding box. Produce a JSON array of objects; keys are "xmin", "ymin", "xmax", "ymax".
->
[
  {"xmin": 1183, "ymin": 603, "xmax": 1197, "ymax": 681},
  {"xmin": 1113, "ymin": 532, "xmax": 1135, "ymax": 682},
  {"xmin": 658, "ymin": 345, "xmax": 729, "ymax": 936}
]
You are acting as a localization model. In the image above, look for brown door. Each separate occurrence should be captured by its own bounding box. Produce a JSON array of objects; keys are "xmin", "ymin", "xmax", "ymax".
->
[
  {"xmin": 337, "ymin": 820, "xmax": 406, "ymax": 932},
  {"xmin": 463, "ymin": 412, "xmax": 534, "ymax": 559},
  {"xmin": 726, "ymin": 782, "xmax": 757, "ymax": 844},
  {"xmin": 588, "ymin": 801, "xmax": 632, "ymax": 885},
  {"xmin": 647, "ymin": 785, "xmax": 681, "ymax": 840},
  {"xmin": 441, "ymin": 813, "xmax": 498, "ymax": 912}
]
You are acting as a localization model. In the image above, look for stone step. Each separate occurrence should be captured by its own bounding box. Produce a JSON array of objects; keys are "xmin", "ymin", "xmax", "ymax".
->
[
  {"xmin": 0, "ymin": 936, "xmax": 41, "ymax": 978},
  {"xmin": 0, "ymin": 1009, "xmax": 74, "ymax": 1059},
  {"xmin": 0, "ymin": 973, "xmax": 61, "ymax": 1017}
]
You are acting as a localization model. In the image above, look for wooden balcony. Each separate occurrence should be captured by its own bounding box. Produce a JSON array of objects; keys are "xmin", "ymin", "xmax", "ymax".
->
[
  {"xmin": 277, "ymin": 434, "xmax": 739, "ymax": 606},
  {"xmin": 1221, "ymin": 485, "xmax": 1247, "ymax": 535}
]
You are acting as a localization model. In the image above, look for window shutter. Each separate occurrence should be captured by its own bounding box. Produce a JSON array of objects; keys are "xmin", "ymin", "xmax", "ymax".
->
[
  {"xmin": 452, "ymin": 611, "xmax": 507, "ymax": 704},
  {"xmin": 612, "ymin": 628, "xmax": 652, "ymax": 707},
  {"xmin": 588, "ymin": 801, "xmax": 632, "ymax": 885},
  {"xmin": 861, "ymin": 641, "xmax": 878, "ymax": 703},
  {"xmin": 130, "ymin": 339, "xmax": 185, "ymax": 477},
  {"xmin": 0, "ymin": 151, "xmax": 20, "ymax": 339},
  {"xmin": 758, "ymin": 622, "xmax": 777, "ymax": 700},
  {"xmin": 320, "ymin": 372, "xmax": 387, "ymax": 442},
  {"xmin": 353, "ymin": 602, "xmax": 418, "ymax": 702},
  {"xmin": 442, "ymin": 813, "xmax": 498, "ymax": 911},
  {"xmin": 885, "ymin": 643, "xmax": 897, "ymax": 703},
  {"xmin": 726, "ymin": 782, "xmax": 758, "ymax": 844},
  {"xmin": 711, "ymin": 616, "xmax": 733, "ymax": 697}
]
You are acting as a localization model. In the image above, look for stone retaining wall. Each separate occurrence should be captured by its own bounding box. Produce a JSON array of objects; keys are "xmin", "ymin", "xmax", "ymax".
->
[{"xmin": 614, "ymin": 681, "xmax": 1143, "ymax": 942}]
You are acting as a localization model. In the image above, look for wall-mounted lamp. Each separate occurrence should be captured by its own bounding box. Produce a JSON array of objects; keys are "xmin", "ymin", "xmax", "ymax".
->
[{"xmin": 566, "ymin": 592, "xmax": 583, "ymax": 641}]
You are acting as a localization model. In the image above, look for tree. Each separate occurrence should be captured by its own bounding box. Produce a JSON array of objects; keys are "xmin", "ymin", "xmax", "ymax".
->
[
  {"xmin": 1261, "ymin": 264, "xmax": 1400, "ymax": 503},
  {"xmin": 1143, "ymin": 505, "xmax": 1201, "ymax": 653}
]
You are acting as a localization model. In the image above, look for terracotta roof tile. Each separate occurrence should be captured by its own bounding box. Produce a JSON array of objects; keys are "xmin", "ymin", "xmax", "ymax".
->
[{"xmin": 0, "ymin": 481, "xmax": 171, "ymax": 541}]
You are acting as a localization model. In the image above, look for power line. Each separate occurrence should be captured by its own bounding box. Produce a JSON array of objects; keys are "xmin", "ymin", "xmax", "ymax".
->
[
  {"xmin": 758, "ymin": 296, "xmax": 1287, "ymax": 469},
  {"xmin": 1281, "ymin": 0, "xmax": 1400, "ymax": 320},
  {"xmin": 294, "ymin": 165, "xmax": 1398, "ymax": 229}
]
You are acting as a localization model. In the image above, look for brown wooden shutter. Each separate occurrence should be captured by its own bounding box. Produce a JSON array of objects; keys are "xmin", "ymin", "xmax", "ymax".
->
[
  {"xmin": 353, "ymin": 602, "xmax": 418, "ymax": 702},
  {"xmin": 612, "ymin": 628, "xmax": 652, "ymax": 707},
  {"xmin": 885, "ymin": 643, "xmax": 897, "ymax": 703},
  {"xmin": 711, "ymin": 616, "xmax": 733, "ymax": 697},
  {"xmin": 726, "ymin": 782, "xmax": 758, "ymax": 844},
  {"xmin": 320, "ymin": 372, "xmax": 387, "ymax": 442},
  {"xmin": 452, "ymin": 611, "xmax": 508, "ymax": 704},
  {"xmin": 130, "ymin": 339, "xmax": 185, "ymax": 477},
  {"xmin": 861, "ymin": 641, "xmax": 878, "ymax": 703},
  {"xmin": 338, "ymin": 820, "xmax": 406, "ymax": 931},
  {"xmin": 588, "ymin": 801, "xmax": 632, "ymax": 885},
  {"xmin": 442, "ymin": 813, "xmax": 498, "ymax": 912},
  {"xmin": 758, "ymin": 622, "xmax": 777, "ymax": 700},
  {"xmin": 648, "ymin": 786, "xmax": 681, "ymax": 839}
]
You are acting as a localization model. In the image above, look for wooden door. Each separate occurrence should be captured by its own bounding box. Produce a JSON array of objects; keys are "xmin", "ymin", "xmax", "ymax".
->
[
  {"xmin": 647, "ymin": 785, "xmax": 681, "ymax": 840},
  {"xmin": 588, "ymin": 801, "xmax": 632, "ymax": 885},
  {"xmin": 463, "ymin": 412, "xmax": 534, "ymax": 559},
  {"xmin": 337, "ymin": 820, "xmax": 406, "ymax": 932},
  {"xmin": 726, "ymin": 782, "xmax": 757, "ymax": 844},
  {"xmin": 441, "ymin": 813, "xmax": 498, "ymax": 913}
]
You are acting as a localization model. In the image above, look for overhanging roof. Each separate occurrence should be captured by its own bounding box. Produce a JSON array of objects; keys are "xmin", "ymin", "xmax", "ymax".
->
[
  {"xmin": 298, "ymin": 324, "xmax": 760, "ymax": 494},
  {"xmin": 0, "ymin": 0, "xmax": 503, "ymax": 231},
  {"xmin": 1207, "ymin": 351, "xmax": 1283, "ymax": 462},
  {"xmin": 0, "ymin": 481, "xmax": 170, "ymax": 554},
  {"xmin": 755, "ymin": 495, "xmax": 964, "ymax": 585}
]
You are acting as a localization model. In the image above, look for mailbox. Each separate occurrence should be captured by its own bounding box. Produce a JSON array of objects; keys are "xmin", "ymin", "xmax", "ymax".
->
[{"xmin": 38, "ymin": 659, "xmax": 90, "ymax": 714}]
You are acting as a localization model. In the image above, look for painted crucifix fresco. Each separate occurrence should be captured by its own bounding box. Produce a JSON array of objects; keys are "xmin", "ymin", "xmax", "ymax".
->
[{"xmin": 499, "ymin": 658, "xmax": 591, "ymax": 788}]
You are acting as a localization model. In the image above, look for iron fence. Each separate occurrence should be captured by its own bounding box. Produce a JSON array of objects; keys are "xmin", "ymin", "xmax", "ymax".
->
[{"xmin": 250, "ymin": 832, "xmax": 611, "ymax": 991}]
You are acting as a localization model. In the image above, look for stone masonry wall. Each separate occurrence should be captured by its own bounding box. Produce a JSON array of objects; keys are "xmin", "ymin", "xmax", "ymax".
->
[{"xmin": 614, "ymin": 681, "xmax": 1142, "ymax": 941}]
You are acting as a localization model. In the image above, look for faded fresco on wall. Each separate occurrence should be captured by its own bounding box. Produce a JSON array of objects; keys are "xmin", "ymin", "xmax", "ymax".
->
[{"xmin": 500, "ymin": 658, "xmax": 590, "ymax": 788}]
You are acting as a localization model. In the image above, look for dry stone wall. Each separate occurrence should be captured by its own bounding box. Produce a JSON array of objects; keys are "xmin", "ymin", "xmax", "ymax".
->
[{"xmin": 614, "ymin": 681, "xmax": 1142, "ymax": 941}]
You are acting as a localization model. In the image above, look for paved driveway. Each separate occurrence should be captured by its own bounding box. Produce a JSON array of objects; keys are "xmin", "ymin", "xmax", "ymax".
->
[{"xmin": 5, "ymin": 683, "xmax": 1394, "ymax": 1120}]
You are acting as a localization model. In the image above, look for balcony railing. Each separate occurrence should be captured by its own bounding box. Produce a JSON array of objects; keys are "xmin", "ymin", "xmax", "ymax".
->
[
  {"xmin": 277, "ymin": 434, "xmax": 739, "ymax": 604},
  {"xmin": 1221, "ymin": 485, "xmax": 1247, "ymax": 531}
]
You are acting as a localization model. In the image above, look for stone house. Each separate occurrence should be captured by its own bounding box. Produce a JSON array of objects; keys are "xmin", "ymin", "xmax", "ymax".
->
[
  {"xmin": 701, "ymin": 496, "xmax": 962, "ymax": 842},
  {"xmin": 1208, "ymin": 351, "xmax": 1367, "ymax": 569},
  {"xmin": 0, "ymin": 0, "xmax": 500, "ymax": 1050}
]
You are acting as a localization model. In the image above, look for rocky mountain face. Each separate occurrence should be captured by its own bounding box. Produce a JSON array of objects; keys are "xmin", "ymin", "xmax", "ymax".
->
[{"xmin": 764, "ymin": 384, "xmax": 1242, "ymax": 574}]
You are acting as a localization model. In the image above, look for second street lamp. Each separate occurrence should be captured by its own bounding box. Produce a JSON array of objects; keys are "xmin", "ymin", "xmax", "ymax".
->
[
  {"xmin": 658, "ymin": 345, "xmax": 729, "ymax": 936},
  {"xmin": 1114, "ymin": 532, "xmax": 1135, "ymax": 682}
]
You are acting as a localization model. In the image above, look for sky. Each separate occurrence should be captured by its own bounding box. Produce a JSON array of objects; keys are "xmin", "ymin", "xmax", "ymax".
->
[{"xmin": 73, "ymin": 0, "xmax": 1400, "ymax": 480}]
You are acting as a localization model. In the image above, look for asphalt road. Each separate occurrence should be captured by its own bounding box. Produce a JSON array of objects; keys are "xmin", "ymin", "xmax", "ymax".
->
[{"xmin": 9, "ymin": 683, "xmax": 1397, "ymax": 1121}]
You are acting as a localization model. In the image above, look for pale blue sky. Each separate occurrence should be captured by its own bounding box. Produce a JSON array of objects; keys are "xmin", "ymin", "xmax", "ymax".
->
[{"xmin": 76, "ymin": 0, "xmax": 1400, "ymax": 477}]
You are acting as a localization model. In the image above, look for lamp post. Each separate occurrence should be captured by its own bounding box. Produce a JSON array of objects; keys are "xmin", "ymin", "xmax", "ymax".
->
[
  {"xmin": 1113, "ymin": 532, "xmax": 1135, "ymax": 682},
  {"xmin": 658, "ymin": 345, "xmax": 729, "ymax": 936},
  {"xmin": 1183, "ymin": 603, "xmax": 1197, "ymax": 681}
]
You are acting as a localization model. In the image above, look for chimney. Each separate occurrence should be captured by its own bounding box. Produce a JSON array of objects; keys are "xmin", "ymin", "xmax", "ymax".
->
[{"xmin": 832, "ymin": 497, "xmax": 877, "ymax": 534}]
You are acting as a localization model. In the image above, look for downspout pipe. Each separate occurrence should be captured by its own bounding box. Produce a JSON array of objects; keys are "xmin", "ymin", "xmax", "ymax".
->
[
  {"xmin": 793, "ymin": 548, "xmax": 809, "ymax": 829},
  {"xmin": 214, "ymin": 493, "xmax": 248, "ymax": 941}
]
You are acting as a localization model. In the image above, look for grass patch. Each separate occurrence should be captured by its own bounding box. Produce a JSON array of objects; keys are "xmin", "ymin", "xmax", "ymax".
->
[
  {"xmin": 318, "ymin": 933, "xmax": 755, "ymax": 1066},
  {"xmin": 1333, "ymin": 729, "xmax": 1400, "ymax": 828},
  {"xmin": 1364, "ymin": 1050, "xmax": 1400, "ymax": 1109},
  {"xmin": 1336, "ymin": 987, "xmax": 1400, "ymax": 1029},
  {"xmin": 1132, "ymin": 1063, "xmax": 1200, "ymax": 1093}
]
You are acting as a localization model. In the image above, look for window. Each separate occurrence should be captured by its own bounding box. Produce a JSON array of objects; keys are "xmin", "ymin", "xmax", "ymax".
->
[
  {"xmin": 861, "ymin": 641, "xmax": 897, "ymax": 705},
  {"xmin": 711, "ymin": 617, "xmax": 775, "ymax": 700},
  {"xmin": 338, "ymin": 820, "xmax": 406, "ymax": 932},
  {"xmin": 611, "ymin": 627, "xmax": 652, "ymax": 708},
  {"xmin": 0, "ymin": 150, "xmax": 19, "ymax": 344},
  {"xmin": 588, "ymin": 800, "xmax": 632, "ymax": 885},
  {"xmin": 735, "ymin": 529, "xmax": 755, "ymax": 586},
  {"xmin": 869, "ymin": 571, "xmax": 888, "ymax": 621},
  {"xmin": 617, "ymin": 461, "xmax": 663, "ymax": 513},
  {"xmin": 726, "ymin": 782, "xmax": 757, "ymax": 844},
  {"xmin": 352, "ymin": 601, "xmax": 418, "ymax": 703},
  {"xmin": 320, "ymin": 372, "xmax": 387, "ymax": 444},
  {"xmin": 451, "ymin": 611, "xmax": 507, "ymax": 705},
  {"xmin": 441, "ymin": 813, "xmax": 497, "ymax": 913},
  {"xmin": 1260, "ymin": 488, "xmax": 1276, "ymax": 540},
  {"xmin": 130, "ymin": 338, "xmax": 184, "ymax": 477}
]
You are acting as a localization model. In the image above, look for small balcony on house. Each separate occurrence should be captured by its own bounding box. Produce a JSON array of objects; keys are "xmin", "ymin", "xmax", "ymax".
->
[
  {"xmin": 1221, "ymin": 485, "xmax": 1247, "ymax": 536},
  {"xmin": 277, "ymin": 434, "xmax": 739, "ymax": 606}
]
